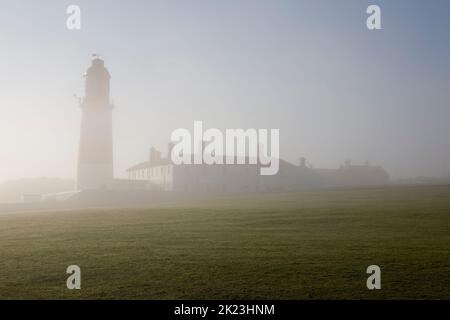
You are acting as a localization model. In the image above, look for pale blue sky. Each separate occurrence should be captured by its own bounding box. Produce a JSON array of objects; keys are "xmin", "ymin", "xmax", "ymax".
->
[{"xmin": 0, "ymin": 0, "xmax": 449, "ymax": 182}]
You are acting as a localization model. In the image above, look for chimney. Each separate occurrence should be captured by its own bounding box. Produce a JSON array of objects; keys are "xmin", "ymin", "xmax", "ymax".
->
[
  {"xmin": 299, "ymin": 157, "xmax": 307, "ymax": 168},
  {"xmin": 167, "ymin": 142, "xmax": 175, "ymax": 160},
  {"xmin": 195, "ymin": 140, "xmax": 206, "ymax": 157},
  {"xmin": 344, "ymin": 159, "xmax": 352, "ymax": 168},
  {"xmin": 149, "ymin": 147, "xmax": 161, "ymax": 164}
]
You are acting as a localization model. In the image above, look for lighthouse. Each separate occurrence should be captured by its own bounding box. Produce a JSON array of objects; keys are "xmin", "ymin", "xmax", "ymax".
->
[{"xmin": 77, "ymin": 57, "xmax": 114, "ymax": 190}]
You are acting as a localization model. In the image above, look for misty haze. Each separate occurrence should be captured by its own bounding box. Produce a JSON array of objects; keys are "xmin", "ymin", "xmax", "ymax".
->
[
  {"xmin": 0, "ymin": 0, "xmax": 449, "ymax": 303},
  {"xmin": 1, "ymin": 1, "xmax": 450, "ymax": 198}
]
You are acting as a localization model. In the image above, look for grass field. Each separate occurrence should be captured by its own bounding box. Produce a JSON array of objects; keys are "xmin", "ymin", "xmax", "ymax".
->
[{"xmin": 0, "ymin": 185, "xmax": 449, "ymax": 300}]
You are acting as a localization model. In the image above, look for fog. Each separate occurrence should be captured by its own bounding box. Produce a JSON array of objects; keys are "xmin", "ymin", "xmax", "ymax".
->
[{"xmin": 1, "ymin": 0, "xmax": 450, "ymax": 185}]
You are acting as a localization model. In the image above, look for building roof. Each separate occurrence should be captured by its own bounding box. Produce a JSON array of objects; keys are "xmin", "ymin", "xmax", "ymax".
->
[
  {"xmin": 126, "ymin": 155, "xmax": 298, "ymax": 172},
  {"xmin": 126, "ymin": 158, "xmax": 172, "ymax": 172},
  {"xmin": 314, "ymin": 165, "xmax": 390, "ymax": 183}
]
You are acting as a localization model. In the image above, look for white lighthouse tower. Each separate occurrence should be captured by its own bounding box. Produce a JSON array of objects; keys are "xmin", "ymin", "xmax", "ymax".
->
[{"xmin": 77, "ymin": 57, "xmax": 114, "ymax": 190}]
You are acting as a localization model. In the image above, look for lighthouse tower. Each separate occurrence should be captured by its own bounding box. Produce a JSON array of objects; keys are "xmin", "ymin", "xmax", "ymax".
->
[{"xmin": 77, "ymin": 57, "xmax": 114, "ymax": 190}]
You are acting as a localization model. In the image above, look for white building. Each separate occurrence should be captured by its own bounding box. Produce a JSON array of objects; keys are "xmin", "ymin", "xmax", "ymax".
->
[
  {"xmin": 126, "ymin": 146, "xmax": 322, "ymax": 194},
  {"xmin": 77, "ymin": 57, "xmax": 114, "ymax": 190}
]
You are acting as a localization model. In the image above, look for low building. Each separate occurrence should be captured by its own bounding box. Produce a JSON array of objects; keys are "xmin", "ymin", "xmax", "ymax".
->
[
  {"xmin": 126, "ymin": 147, "xmax": 390, "ymax": 194},
  {"xmin": 315, "ymin": 161, "xmax": 390, "ymax": 188},
  {"xmin": 126, "ymin": 146, "xmax": 322, "ymax": 194}
]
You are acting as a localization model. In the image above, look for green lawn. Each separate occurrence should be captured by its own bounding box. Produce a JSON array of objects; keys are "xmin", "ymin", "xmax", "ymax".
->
[{"xmin": 0, "ymin": 185, "xmax": 449, "ymax": 300}]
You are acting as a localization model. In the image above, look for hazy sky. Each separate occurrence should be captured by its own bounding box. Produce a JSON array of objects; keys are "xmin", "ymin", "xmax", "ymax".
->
[{"xmin": 0, "ymin": 0, "xmax": 449, "ymax": 183}]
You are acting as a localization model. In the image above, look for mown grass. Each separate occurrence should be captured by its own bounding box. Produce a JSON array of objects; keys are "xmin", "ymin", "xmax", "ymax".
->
[{"xmin": 0, "ymin": 185, "xmax": 449, "ymax": 299}]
